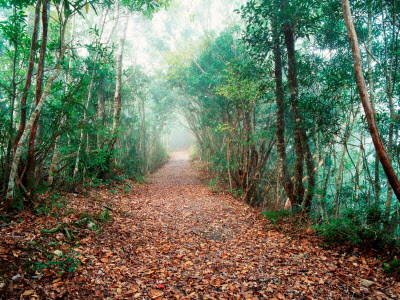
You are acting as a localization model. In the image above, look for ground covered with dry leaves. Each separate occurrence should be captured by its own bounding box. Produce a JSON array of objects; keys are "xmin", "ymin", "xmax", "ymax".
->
[{"xmin": 1, "ymin": 152, "xmax": 399, "ymax": 299}]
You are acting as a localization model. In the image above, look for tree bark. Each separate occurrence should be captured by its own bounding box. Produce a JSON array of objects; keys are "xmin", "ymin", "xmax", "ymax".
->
[
  {"xmin": 283, "ymin": 23, "xmax": 305, "ymax": 206},
  {"xmin": 367, "ymin": 6, "xmax": 381, "ymax": 205},
  {"xmin": 110, "ymin": 16, "xmax": 128, "ymax": 142},
  {"xmin": 342, "ymin": 0, "xmax": 400, "ymax": 202},
  {"xmin": 5, "ymin": 64, "xmax": 63, "ymax": 209},
  {"xmin": 96, "ymin": 72, "xmax": 106, "ymax": 148},
  {"xmin": 272, "ymin": 5, "xmax": 295, "ymax": 206},
  {"xmin": 5, "ymin": 1, "xmax": 68, "ymax": 209},
  {"xmin": 13, "ymin": 0, "xmax": 42, "ymax": 152},
  {"xmin": 25, "ymin": 0, "xmax": 49, "ymax": 195},
  {"xmin": 104, "ymin": 15, "xmax": 128, "ymax": 177},
  {"xmin": 4, "ymin": 5, "xmax": 22, "ymax": 192}
]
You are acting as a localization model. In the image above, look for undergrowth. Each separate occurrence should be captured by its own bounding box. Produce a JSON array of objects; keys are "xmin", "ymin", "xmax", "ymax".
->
[{"xmin": 312, "ymin": 207, "xmax": 398, "ymax": 251}]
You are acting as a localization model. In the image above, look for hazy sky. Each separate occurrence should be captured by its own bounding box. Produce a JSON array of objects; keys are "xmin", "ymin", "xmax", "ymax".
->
[{"xmin": 125, "ymin": 0, "xmax": 246, "ymax": 73}]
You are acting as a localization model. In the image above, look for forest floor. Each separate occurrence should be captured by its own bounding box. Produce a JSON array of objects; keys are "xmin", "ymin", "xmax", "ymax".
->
[{"xmin": 1, "ymin": 152, "xmax": 399, "ymax": 299}]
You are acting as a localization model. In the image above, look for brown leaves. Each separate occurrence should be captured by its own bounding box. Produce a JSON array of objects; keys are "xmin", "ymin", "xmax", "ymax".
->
[
  {"xmin": 100, "ymin": 257, "xmax": 109, "ymax": 263},
  {"xmin": 1, "ymin": 154, "xmax": 399, "ymax": 299},
  {"xmin": 148, "ymin": 289, "xmax": 164, "ymax": 299}
]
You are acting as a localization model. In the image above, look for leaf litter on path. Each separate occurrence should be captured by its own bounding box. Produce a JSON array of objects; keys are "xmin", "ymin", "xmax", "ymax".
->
[{"xmin": 1, "ymin": 151, "xmax": 399, "ymax": 299}]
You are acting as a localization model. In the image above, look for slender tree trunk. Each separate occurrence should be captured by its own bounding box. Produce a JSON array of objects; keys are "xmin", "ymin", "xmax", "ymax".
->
[
  {"xmin": 334, "ymin": 144, "xmax": 346, "ymax": 218},
  {"xmin": 5, "ymin": 3, "xmax": 68, "ymax": 210},
  {"xmin": 283, "ymin": 23, "xmax": 305, "ymax": 206},
  {"xmin": 280, "ymin": 5, "xmax": 315, "ymax": 211},
  {"xmin": 48, "ymin": 134, "xmax": 61, "ymax": 186},
  {"xmin": 73, "ymin": 78, "xmax": 92, "ymax": 178},
  {"xmin": 4, "ymin": 6, "xmax": 19, "ymax": 192},
  {"xmin": 48, "ymin": 114, "xmax": 66, "ymax": 186},
  {"xmin": 241, "ymin": 110, "xmax": 251, "ymax": 192},
  {"xmin": 108, "ymin": 15, "xmax": 128, "ymax": 164},
  {"xmin": 6, "ymin": 0, "xmax": 42, "ymax": 193},
  {"xmin": 96, "ymin": 72, "xmax": 105, "ymax": 148},
  {"xmin": 139, "ymin": 97, "xmax": 147, "ymax": 174},
  {"xmin": 25, "ymin": 0, "xmax": 49, "ymax": 195},
  {"xmin": 383, "ymin": 17, "xmax": 397, "ymax": 220},
  {"xmin": 6, "ymin": 64, "xmax": 63, "ymax": 209},
  {"xmin": 283, "ymin": 21, "xmax": 316, "ymax": 210},
  {"xmin": 320, "ymin": 145, "xmax": 332, "ymax": 221},
  {"xmin": 367, "ymin": 8, "xmax": 381, "ymax": 205},
  {"xmin": 385, "ymin": 88, "xmax": 394, "ymax": 213},
  {"xmin": 342, "ymin": 0, "xmax": 400, "ymax": 202},
  {"xmin": 227, "ymin": 140, "xmax": 233, "ymax": 191},
  {"xmin": 354, "ymin": 132, "xmax": 363, "ymax": 201},
  {"xmin": 13, "ymin": 0, "xmax": 42, "ymax": 152},
  {"xmin": 272, "ymin": 4, "xmax": 294, "ymax": 206}
]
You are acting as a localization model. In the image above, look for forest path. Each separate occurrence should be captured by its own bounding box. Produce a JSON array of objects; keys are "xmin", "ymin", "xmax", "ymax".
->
[{"xmin": 63, "ymin": 152, "xmax": 397, "ymax": 300}]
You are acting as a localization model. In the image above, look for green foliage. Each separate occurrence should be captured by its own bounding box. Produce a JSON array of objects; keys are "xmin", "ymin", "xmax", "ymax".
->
[
  {"xmin": 33, "ymin": 195, "xmax": 67, "ymax": 216},
  {"xmin": 0, "ymin": 0, "xmax": 35, "ymax": 9},
  {"xmin": 383, "ymin": 259, "xmax": 400, "ymax": 274},
  {"xmin": 120, "ymin": 0, "xmax": 171, "ymax": 17},
  {"xmin": 99, "ymin": 209, "xmax": 111, "ymax": 222},
  {"xmin": 9, "ymin": 193, "xmax": 24, "ymax": 211},
  {"xmin": 75, "ymin": 208, "xmax": 112, "ymax": 229},
  {"xmin": 314, "ymin": 210, "xmax": 397, "ymax": 250},
  {"xmin": 208, "ymin": 177, "xmax": 221, "ymax": 193},
  {"xmin": 262, "ymin": 210, "xmax": 291, "ymax": 225},
  {"xmin": 33, "ymin": 251, "xmax": 81, "ymax": 274},
  {"xmin": 229, "ymin": 188, "xmax": 244, "ymax": 198},
  {"xmin": 315, "ymin": 218, "xmax": 364, "ymax": 246}
]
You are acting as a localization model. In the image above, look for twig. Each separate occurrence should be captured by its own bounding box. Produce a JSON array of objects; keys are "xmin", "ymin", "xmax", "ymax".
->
[{"xmin": 101, "ymin": 205, "xmax": 114, "ymax": 211}]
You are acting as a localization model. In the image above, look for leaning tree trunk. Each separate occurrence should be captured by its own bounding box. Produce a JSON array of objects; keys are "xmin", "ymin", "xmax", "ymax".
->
[
  {"xmin": 7, "ymin": 0, "xmax": 42, "ymax": 193},
  {"xmin": 5, "ymin": 64, "xmax": 63, "ymax": 209},
  {"xmin": 5, "ymin": 7, "xmax": 67, "ymax": 210},
  {"xmin": 25, "ymin": 0, "xmax": 49, "ymax": 195},
  {"xmin": 342, "ymin": 0, "xmax": 400, "ymax": 202},
  {"xmin": 13, "ymin": 0, "xmax": 42, "ymax": 153}
]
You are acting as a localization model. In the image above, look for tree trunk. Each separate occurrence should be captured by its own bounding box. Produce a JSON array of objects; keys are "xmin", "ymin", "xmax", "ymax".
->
[
  {"xmin": 73, "ymin": 75, "xmax": 92, "ymax": 178},
  {"xmin": 48, "ymin": 115, "xmax": 66, "ymax": 186},
  {"xmin": 48, "ymin": 136, "xmax": 60, "ymax": 186},
  {"xmin": 367, "ymin": 7, "xmax": 381, "ymax": 205},
  {"xmin": 96, "ymin": 72, "xmax": 106, "ymax": 148},
  {"xmin": 5, "ymin": 64, "xmax": 63, "ymax": 209},
  {"xmin": 5, "ymin": 3, "xmax": 68, "ymax": 210},
  {"xmin": 334, "ymin": 115, "xmax": 354, "ymax": 218},
  {"xmin": 302, "ymin": 140, "xmax": 315, "ymax": 209},
  {"xmin": 342, "ymin": 0, "xmax": 400, "ymax": 202},
  {"xmin": 13, "ymin": 0, "xmax": 42, "ymax": 153},
  {"xmin": 108, "ymin": 15, "xmax": 129, "ymax": 171},
  {"xmin": 25, "ymin": 0, "xmax": 49, "ymax": 196},
  {"xmin": 4, "ymin": 5, "xmax": 20, "ymax": 192},
  {"xmin": 272, "ymin": 4, "xmax": 295, "ymax": 207},
  {"xmin": 283, "ymin": 23, "xmax": 305, "ymax": 206}
]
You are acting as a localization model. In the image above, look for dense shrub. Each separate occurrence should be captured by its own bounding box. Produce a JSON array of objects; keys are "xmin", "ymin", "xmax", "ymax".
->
[
  {"xmin": 314, "ymin": 211, "xmax": 397, "ymax": 250},
  {"xmin": 262, "ymin": 210, "xmax": 291, "ymax": 225}
]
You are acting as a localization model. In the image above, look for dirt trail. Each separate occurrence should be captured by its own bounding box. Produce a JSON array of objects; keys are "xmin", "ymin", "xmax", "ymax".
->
[{"xmin": 11, "ymin": 153, "xmax": 397, "ymax": 299}]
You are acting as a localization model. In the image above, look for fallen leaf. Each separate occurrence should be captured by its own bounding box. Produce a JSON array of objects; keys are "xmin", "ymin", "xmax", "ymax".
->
[
  {"xmin": 53, "ymin": 282, "xmax": 64, "ymax": 287},
  {"xmin": 148, "ymin": 289, "xmax": 164, "ymax": 299},
  {"xmin": 361, "ymin": 279, "xmax": 374, "ymax": 288},
  {"xmin": 21, "ymin": 290, "xmax": 34, "ymax": 296}
]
